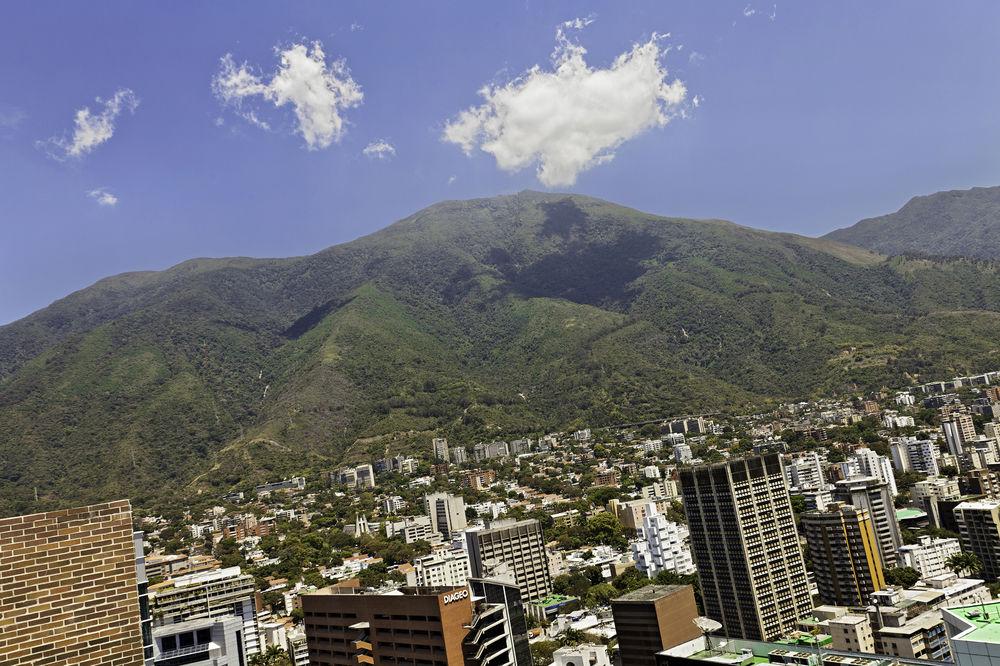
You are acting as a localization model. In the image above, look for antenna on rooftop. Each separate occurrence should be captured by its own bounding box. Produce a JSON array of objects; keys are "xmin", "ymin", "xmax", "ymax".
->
[{"xmin": 694, "ymin": 617, "xmax": 722, "ymax": 652}]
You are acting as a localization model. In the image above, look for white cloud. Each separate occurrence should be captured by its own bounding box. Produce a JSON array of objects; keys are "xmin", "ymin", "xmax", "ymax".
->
[
  {"xmin": 0, "ymin": 104, "xmax": 26, "ymax": 130},
  {"xmin": 87, "ymin": 187, "xmax": 118, "ymax": 207},
  {"xmin": 688, "ymin": 51, "xmax": 706, "ymax": 64},
  {"xmin": 40, "ymin": 89, "xmax": 138, "ymax": 160},
  {"xmin": 362, "ymin": 139, "xmax": 395, "ymax": 160},
  {"xmin": 350, "ymin": 22, "xmax": 363, "ymax": 32},
  {"xmin": 212, "ymin": 40, "xmax": 363, "ymax": 150},
  {"xmin": 447, "ymin": 175, "xmax": 457, "ymax": 185},
  {"xmin": 442, "ymin": 21, "xmax": 688, "ymax": 187}
]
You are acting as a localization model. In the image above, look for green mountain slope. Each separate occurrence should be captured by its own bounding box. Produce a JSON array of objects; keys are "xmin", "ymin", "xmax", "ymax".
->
[
  {"xmin": 3, "ymin": 191, "xmax": 1000, "ymax": 516},
  {"xmin": 825, "ymin": 185, "xmax": 1000, "ymax": 260}
]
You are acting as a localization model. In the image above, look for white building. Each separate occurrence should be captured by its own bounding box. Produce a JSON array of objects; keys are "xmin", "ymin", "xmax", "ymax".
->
[
  {"xmin": 630, "ymin": 503, "xmax": 695, "ymax": 578},
  {"xmin": 673, "ymin": 442, "xmax": 693, "ymax": 464},
  {"xmin": 425, "ymin": 492, "xmax": 467, "ymax": 539},
  {"xmin": 642, "ymin": 465, "xmax": 662, "ymax": 480},
  {"xmin": 785, "ymin": 452, "xmax": 828, "ymax": 491},
  {"xmin": 552, "ymin": 644, "xmax": 612, "ymax": 666},
  {"xmin": 405, "ymin": 550, "xmax": 471, "ymax": 588},
  {"xmin": 849, "ymin": 448, "xmax": 899, "ymax": 496},
  {"xmin": 897, "ymin": 535, "xmax": 962, "ymax": 578},
  {"xmin": 896, "ymin": 393, "xmax": 916, "ymax": 407},
  {"xmin": 890, "ymin": 437, "xmax": 940, "ymax": 476}
]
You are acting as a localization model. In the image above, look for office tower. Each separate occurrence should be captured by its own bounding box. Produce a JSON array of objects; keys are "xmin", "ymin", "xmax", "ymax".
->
[
  {"xmin": 303, "ymin": 584, "xmax": 529, "ymax": 665},
  {"xmin": 151, "ymin": 616, "xmax": 245, "ymax": 665},
  {"xmin": 426, "ymin": 491, "xmax": 468, "ymax": 539},
  {"xmin": 954, "ymin": 500, "xmax": 1000, "ymax": 581},
  {"xmin": 631, "ymin": 503, "xmax": 695, "ymax": 578},
  {"xmin": 852, "ymin": 448, "xmax": 899, "ymax": 496},
  {"xmin": 898, "ymin": 535, "xmax": 962, "ymax": 578},
  {"xmin": 784, "ymin": 451, "xmax": 828, "ymax": 491},
  {"xmin": 0, "ymin": 500, "xmax": 147, "ymax": 666},
  {"xmin": 150, "ymin": 566, "xmax": 260, "ymax": 658},
  {"xmin": 833, "ymin": 476, "xmax": 903, "ymax": 568},
  {"xmin": 801, "ymin": 502, "xmax": 885, "ymax": 606},
  {"xmin": 466, "ymin": 578, "xmax": 532, "ymax": 666},
  {"xmin": 611, "ymin": 585, "xmax": 701, "ymax": 666},
  {"xmin": 407, "ymin": 550, "xmax": 472, "ymax": 587},
  {"xmin": 679, "ymin": 454, "xmax": 812, "ymax": 641},
  {"xmin": 943, "ymin": 412, "xmax": 977, "ymax": 458},
  {"xmin": 467, "ymin": 518, "xmax": 553, "ymax": 601},
  {"xmin": 432, "ymin": 436, "xmax": 450, "ymax": 461}
]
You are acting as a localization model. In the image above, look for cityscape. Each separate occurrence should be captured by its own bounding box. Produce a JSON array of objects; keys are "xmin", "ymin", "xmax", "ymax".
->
[{"xmin": 4, "ymin": 3, "xmax": 1000, "ymax": 666}]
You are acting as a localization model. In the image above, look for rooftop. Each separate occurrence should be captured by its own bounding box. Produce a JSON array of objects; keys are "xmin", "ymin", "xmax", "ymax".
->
[
  {"xmin": 895, "ymin": 508, "xmax": 928, "ymax": 521},
  {"xmin": 945, "ymin": 601, "xmax": 1000, "ymax": 643},
  {"xmin": 614, "ymin": 584, "xmax": 688, "ymax": 602}
]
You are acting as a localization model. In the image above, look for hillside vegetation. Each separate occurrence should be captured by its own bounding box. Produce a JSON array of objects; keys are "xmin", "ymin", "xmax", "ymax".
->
[{"xmin": 3, "ymin": 191, "xmax": 1000, "ymax": 515}]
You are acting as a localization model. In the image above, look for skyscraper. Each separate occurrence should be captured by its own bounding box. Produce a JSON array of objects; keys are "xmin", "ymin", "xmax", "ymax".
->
[
  {"xmin": 426, "ymin": 491, "xmax": 467, "ymax": 539},
  {"xmin": 679, "ymin": 454, "xmax": 812, "ymax": 641},
  {"xmin": 467, "ymin": 518, "xmax": 552, "ymax": 601},
  {"xmin": 0, "ymin": 500, "xmax": 147, "ymax": 666},
  {"xmin": 801, "ymin": 502, "xmax": 885, "ymax": 606},
  {"xmin": 832, "ymin": 477, "xmax": 902, "ymax": 568}
]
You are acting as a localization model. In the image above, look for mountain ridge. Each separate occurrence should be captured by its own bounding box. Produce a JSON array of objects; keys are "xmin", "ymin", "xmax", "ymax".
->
[{"xmin": 824, "ymin": 185, "xmax": 1000, "ymax": 260}]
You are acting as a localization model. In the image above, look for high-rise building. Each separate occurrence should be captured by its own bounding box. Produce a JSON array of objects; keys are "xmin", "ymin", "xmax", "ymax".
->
[
  {"xmin": 631, "ymin": 502, "xmax": 695, "ymax": 578},
  {"xmin": 0, "ymin": 500, "xmax": 147, "ymax": 666},
  {"xmin": 954, "ymin": 500, "xmax": 1000, "ymax": 581},
  {"xmin": 426, "ymin": 492, "xmax": 467, "ymax": 539},
  {"xmin": 679, "ymin": 454, "xmax": 813, "ymax": 641},
  {"xmin": 943, "ymin": 412, "xmax": 977, "ymax": 459},
  {"xmin": 852, "ymin": 448, "xmax": 899, "ymax": 496},
  {"xmin": 801, "ymin": 502, "xmax": 885, "ymax": 606},
  {"xmin": 467, "ymin": 518, "xmax": 552, "ymax": 602},
  {"xmin": 432, "ymin": 437, "xmax": 450, "ymax": 461},
  {"xmin": 832, "ymin": 476, "xmax": 902, "ymax": 568},
  {"xmin": 466, "ymin": 578, "xmax": 532, "ymax": 666},
  {"xmin": 610, "ymin": 584, "xmax": 702, "ymax": 666},
  {"xmin": 149, "ymin": 566, "xmax": 260, "ymax": 659},
  {"xmin": 151, "ymin": 616, "xmax": 245, "ymax": 665},
  {"xmin": 890, "ymin": 437, "xmax": 940, "ymax": 476}
]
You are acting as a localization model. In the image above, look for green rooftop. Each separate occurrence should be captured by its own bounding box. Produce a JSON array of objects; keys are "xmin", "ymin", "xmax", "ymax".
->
[
  {"xmin": 895, "ymin": 507, "xmax": 928, "ymax": 520},
  {"xmin": 530, "ymin": 593, "xmax": 578, "ymax": 607},
  {"xmin": 776, "ymin": 633, "xmax": 832, "ymax": 647},
  {"xmin": 948, "ymin": 601, "xmax": 1000, "ymax": 643}
]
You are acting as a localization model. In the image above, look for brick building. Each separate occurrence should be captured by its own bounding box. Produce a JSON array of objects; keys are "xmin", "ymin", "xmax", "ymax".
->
[{"xmin": 0, "ymin": 500, "xmax": 146, "ymax": 665}]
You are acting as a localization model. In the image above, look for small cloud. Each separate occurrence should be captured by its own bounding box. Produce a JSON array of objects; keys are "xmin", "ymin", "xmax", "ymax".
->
[
  {"xmin": 447, "ymin": 175, "xmax": 457, "ymax": 186},
  {"xmin": 442, "ymin": 21, "xmax": 689, "ymax": 187},
  {"xmin": 692, "ymin": 95, "xmax": 703, "ymax": 108},
  {"xmin": 350, "ymin": 22, "xmax": 363, "ymax": 32},
  {"xmin": 212, "ymin": 40, "xmax": 363, "ymax": 150},
  {"xmin": 362, "ymin": 139, "xmax": 395, "ymax": 160},
  {"xmin": 214, "ymin": 116, "xmax": 225, "ymax": 127},
  {"xmin": 743, "ymin": 5, "xmax": 757, "ymax": 17},
  {"xmin": 561, "ymin": 15, "xmax": 595, "ymax": 31},
  {"xmin": 769, "ymin": 4, "xmax": 777, "ymax": 21},
  {"xmin": 688, "ymin": 51, "xmax": 705, "ymax": 64},
  {"xmin": 0, "ymin": 104, "xmax": 26, "ymax": 130},
  {"xmin": 39, "ymin": 89, "xmax": 139, "ymax": 160},
  {"xmin": 87, "ymin": 187, "xmax": 118, "ymax": 207}
]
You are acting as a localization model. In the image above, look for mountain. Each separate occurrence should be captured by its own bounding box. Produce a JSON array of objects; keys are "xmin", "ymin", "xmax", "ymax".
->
[
  {"xmin": 825, "ymin": 186, "xmax": 1000, "ymax": 260},
  {"xmin": 4, "ymin": 191, "xmax": 1000, "ymax": 516}
]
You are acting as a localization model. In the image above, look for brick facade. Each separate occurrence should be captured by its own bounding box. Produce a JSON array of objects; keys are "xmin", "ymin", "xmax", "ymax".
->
[{"xmin": 0, "ymin": 500, "xmax": 144, "ymax": 665}]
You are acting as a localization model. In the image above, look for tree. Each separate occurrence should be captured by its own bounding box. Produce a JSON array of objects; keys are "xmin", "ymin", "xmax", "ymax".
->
[
  {"xmin": 586, "ymin": 513, "xmax": 628, "ymax": 550},
  {"xmin": 946, "ymin": 552, "xmax": 983, "ymax": 576},
  {"xmin": 883, "ymin": 566, "xmax": 921, "ymax": 588},
  {"xmin": 249, "ymin": 645, "xmax": 292, "ymax": 666}
]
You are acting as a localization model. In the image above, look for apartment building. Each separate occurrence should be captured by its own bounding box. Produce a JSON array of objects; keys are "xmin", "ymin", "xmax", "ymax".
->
[
  {"xmin": 898, "ymin": 535, "xmax": 962, "ymax": 578},
  {"xmin": 425, "ymin": 492, "xmax": 467, "ymax": 539},
  {"xmin": 801, "ymin": 502, "xmax": 885, "ymax": 606},
  {"xmin": 406, "ymin": 550, "xmax": 472, "ymax": 588},
  {"xmin": 832, "ymin": 477, "xmax": 903, "ymax": 568},
  {"xmin": 954, "ymin": 500, "xmax": 1000, "ymax": 581}
]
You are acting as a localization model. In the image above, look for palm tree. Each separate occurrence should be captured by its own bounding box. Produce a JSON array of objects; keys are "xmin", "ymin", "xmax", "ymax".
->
[
  {"xmin": 946, "ymin": 552, "xmax": 983, "ymax": 577},
  {"xmin": 249, "ymin": 645, "xmax": 293, "ymax": 666}
]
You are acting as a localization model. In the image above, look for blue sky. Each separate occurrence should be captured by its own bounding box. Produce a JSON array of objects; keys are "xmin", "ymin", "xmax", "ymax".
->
[{"xmin": 2, "ymin": 1, "xmax": 999, "ymax": 325}]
